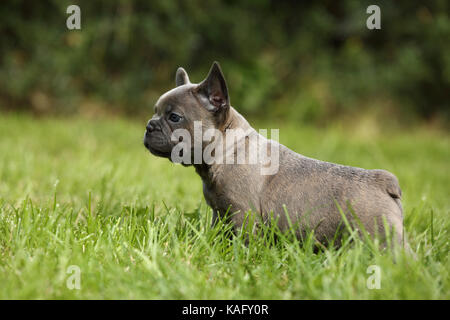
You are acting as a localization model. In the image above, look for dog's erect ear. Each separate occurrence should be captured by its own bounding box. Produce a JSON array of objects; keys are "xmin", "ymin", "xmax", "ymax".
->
[
  {"xmin": 196, "ymin": 61, "xmax": 230, "ymax": 111},
  {"xmin": 175, "ymin": 67, "xmax": 190, "ymax": 86}
]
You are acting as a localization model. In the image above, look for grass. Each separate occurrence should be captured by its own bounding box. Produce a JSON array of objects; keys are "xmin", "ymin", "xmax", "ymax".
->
[{"xmin": 0, "ymin": 113, "xmax": 448, "ymax": 299}]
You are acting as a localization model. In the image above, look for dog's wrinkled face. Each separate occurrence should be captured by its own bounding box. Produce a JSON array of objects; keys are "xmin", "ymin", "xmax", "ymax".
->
[{"xmin": 143, "ymin": 62, "xmax": 230, "ymax": 162}]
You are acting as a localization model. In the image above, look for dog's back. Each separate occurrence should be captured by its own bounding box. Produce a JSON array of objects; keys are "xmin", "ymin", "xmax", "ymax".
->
[{"xmin": 260, "ymin": 143, "xmax": 403, "ymax": 244}]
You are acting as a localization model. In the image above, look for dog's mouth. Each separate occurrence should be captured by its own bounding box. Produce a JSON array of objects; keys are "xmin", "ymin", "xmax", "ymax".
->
[{"xmin": 144, "ymin": 140, "xmax": 171, "ymax": 158}]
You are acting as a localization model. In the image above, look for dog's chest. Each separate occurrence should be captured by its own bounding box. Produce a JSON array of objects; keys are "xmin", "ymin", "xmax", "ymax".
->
[
  {"xmin": 202, "ymin": 182, "xmax": 224, "ymax": 211},
  {"xmin": 202, "ymin": 182, "xmax": 239, "ymax": 214}
]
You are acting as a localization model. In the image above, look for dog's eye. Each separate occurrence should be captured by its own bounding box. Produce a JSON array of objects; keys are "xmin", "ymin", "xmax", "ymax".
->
[{"xmin": 168, "ymin": 113, "xmax": 182, "ymax": 123}]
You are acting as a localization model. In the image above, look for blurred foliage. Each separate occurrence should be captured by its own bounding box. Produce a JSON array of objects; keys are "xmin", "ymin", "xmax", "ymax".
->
[{"xmin": 0, "ymin": 0, "xmax": 449, "ymax": 124}]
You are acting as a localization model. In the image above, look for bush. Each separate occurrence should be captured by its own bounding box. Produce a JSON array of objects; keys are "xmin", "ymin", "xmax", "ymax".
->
[{"xmin": 0, "ymin": 0, "xmax": 448, "ymax": 124}]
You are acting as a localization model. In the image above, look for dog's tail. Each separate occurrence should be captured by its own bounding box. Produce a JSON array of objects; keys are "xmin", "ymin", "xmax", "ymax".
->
[
  {"xmin": 371, "ymin": 170, "xmax": 417, "ymax": 255},
  {"xmin": 371, "ymin": 169, "xmax": 402, "ymax": 215}
]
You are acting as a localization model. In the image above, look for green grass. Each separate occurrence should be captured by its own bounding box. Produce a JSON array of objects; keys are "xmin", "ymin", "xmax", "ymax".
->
[{"xmin": 0, "ymin": 113, "xmax": 448, "ymax": 299}]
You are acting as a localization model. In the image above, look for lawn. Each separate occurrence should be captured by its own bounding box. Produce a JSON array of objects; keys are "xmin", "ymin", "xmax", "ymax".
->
[{"xmin": 0, "ymin": 113, "xmax": 448, "ymax": 299}]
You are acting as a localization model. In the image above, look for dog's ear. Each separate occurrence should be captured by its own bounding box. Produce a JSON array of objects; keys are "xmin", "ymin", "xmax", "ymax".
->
[
  {"xmin": 196, "ymin": 61, "xmax": 230, "ymax": 111},
  {"xmin": 175, "ymin": 67, "xmax": 190, "ymax": 86}
]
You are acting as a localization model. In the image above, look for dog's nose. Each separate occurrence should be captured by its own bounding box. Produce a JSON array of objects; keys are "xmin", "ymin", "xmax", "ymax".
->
[{"xmin": 146, "ymin": 119, "xmax": 157, "ymax": 133}]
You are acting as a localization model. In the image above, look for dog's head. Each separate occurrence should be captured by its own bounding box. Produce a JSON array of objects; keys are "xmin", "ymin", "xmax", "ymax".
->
[{"xmin": 143, "ymin": 62, "xmax": 230, "ymax": 161}]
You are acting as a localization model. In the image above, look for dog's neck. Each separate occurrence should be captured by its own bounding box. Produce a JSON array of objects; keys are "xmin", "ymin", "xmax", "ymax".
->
[
  {"xmin": 221, "ymin": 106, "xmax": 252, "ymax": 132},
  {"xmin": 194, "ymin": 106, "xmax": 255, "ymax": 184}
]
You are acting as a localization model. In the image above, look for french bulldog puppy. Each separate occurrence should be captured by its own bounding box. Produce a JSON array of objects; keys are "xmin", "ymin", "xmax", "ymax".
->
[{"xmin": 144, "ymin": 62, "xmax": 404, "ymax": 246}]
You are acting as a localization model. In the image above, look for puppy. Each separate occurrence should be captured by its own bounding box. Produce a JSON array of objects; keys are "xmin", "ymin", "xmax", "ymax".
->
[{"xmin": 144, "ymin": 62, "xmax": 404, "ymax": 246}]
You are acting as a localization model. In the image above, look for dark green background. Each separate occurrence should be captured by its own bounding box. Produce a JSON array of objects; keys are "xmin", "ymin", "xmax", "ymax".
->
[{"xmin": 1, "ymin": 1, "xmax": 448, "ymax": 125}]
